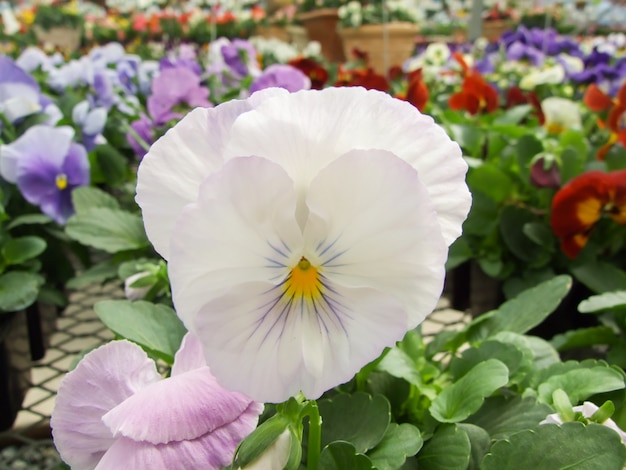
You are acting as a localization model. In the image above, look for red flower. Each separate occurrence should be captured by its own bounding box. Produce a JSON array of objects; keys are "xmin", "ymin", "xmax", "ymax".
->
[
  {"xmin": 401, "ymin": 68, "xmax": 429, "ymax": 112},
  {"xmin": 550, "ymin": 169, "xmax": 626, "ymax": 258},
  {"xmin": 505, "ymin": 86, "xmax": 544, "ymax": 124},
  {"xmin": 583, "ymin": 82, "xmax": 626, "ymax": 160},
  {"xmin": 334, "ymin": 64, "xmax": 389, "ymax": 92},
  {"xmin": 448, "ymin": 52, "xmax": 499, "ymax": 114},
  {"xmin": 288, "ymin": 57, "xmax": 328, "ymax": 90}
]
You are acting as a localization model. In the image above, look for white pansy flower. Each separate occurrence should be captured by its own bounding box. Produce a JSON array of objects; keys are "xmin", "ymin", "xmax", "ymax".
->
[{"xmin": 136, "ymin": 87, "xmax": 471, "ymax": 403}]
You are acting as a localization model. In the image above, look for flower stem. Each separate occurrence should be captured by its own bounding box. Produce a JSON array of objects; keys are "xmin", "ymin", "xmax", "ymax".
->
[{"xmin": 305, "ymin": 400, "xmax": 321, "ymax": 470}]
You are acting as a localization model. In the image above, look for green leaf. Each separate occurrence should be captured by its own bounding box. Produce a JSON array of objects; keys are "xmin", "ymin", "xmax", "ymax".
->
[
  {"xmin": 93, "ymin": 144, "xmax": 128, "ymax": 187},
  {"xmin": 6, "ymin": 213, "xmax": 52, "ymax": 230},
  {"xmin": 466, "ymin": 275, "xmax": 572, "ymax": 340},
  {"xmin": 550, "ymin": 326, "xmax": 619, "ymax": 351},
  {"xmin": 319, "ymin": 441, "xmax": 375, "ymax": 470},
  {"xmin": 446, "ymin": 237, "xmax": 473, "ymax": 270},
  {"xmin": 578, "ymin": 291, "xmax": 626, "ymax": 313},
  {"xmin": 449, "ymin": 340, "xmax": 524, "ymax": 380},
  {"xmin": 482, "ymin": 422, "xmax": 626, "ymax": 470},
  {"xmin": 537, "ymin": 366, "xmax": 625, "ymax": 405},
  {"xmin": 572, "ymin": 261, "xmax": 626, "ymax": 294},
  {"xmin": 71, "ymin": 186, "xmax": 120, "ymax": 214},
  {"xmin": 457, "ymin": 423, "xmax": 490, "ymax": 470},
  {"xmin": 516, "ymin": 134, "xmax": 543, "ymax": 162},
  {"xmin": 368, "ymin": 423, "xmax": 422, "ymax": 470},
  {"xmin": 430, "ymin": 359, "xmax": 509, "ymax": 423},
  {"xmin": 377, "ymin": 347, "xmax": 423, "ymax": 387},
  {"xmin": 560, "ymin": 146, "xmax": 587, "ymax": 184},
  {"xmin": 94, "ymin": 300, "xmax": 187, "ymax": 364},
  {"xmin": 0, "ymin": 271, "xmax": 44, "ymax": 312},
  {"xmin": 448, "ymin": 123, "xmax": 486, "ymax": 156},
  {"xmin": 416, "ymin": 424, "xmax": 470, "ymax": 470},
  {"xmin": 66, "ymin": 259, "xmax": 119, "ymax": 289},
  {"xmin": 493, "ymin": 104, "xmax": 532, "ymax": 125},
  {"xmin": 318, "ymin": 393, "xmax": 390, "ymax": 453},
  {"xmin": 465, "ymin": 395, "xmax": 553, "ymax": 440},
  {"xmin": 66, "ymin": 208, "xmax": 149, "ymax": 253},
  {"xmin": 2, "ymin": 236, "xmax": 47, "ymax": 265},
  {"xmin": 467, "ymin": 164, "xmax": 514, "ymax": 204}
]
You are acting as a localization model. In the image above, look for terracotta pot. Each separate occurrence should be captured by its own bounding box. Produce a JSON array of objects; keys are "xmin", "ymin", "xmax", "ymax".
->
[
  {"xmin": 481, "ymin": 19, "xmax": 513, "ymax": 42},
  {"xmin": 254, "ymin": 25, "xmax": 291, "ymax": 43},
  {"xmin": 338, "ymin": 22, "xmax": 419, "ymax": 75},
  {"xmin": 297, "ymin": 8, "xmax": 345, "ymax": 62},
  {"xmin": 34, "ymin": 25, "xmax": 82, "ymax": 51}
]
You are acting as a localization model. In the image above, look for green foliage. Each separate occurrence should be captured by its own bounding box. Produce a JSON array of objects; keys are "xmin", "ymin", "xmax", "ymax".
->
[
  {"xmin": 482, "ymin": 422, "xmax": 626, "ymax": 470},
  {"xmin": 94, "ymin": 300, "xmax": 186, "ymax": 364}
]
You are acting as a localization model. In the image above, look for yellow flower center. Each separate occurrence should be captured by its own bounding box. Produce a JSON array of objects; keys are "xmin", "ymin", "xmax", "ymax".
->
[
  {"xmin": 55, "ymin": 174, "xmax": 68, "ymax": 190},
  {"xmin": 283, "ymin": 257, "xmax": 323, "ymax": 302},
  {"xmin": 546, "ymin": 122, "xmax": 565, "ymax": 135}
]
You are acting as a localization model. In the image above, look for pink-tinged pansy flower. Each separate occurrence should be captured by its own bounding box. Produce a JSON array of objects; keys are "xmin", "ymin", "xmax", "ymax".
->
[
  {"xmin": 136, "ymin": 87, "xmax": 471, "ymax": 403},
  {"xmin": 51, "ymin": 333, "xmax": 262, "ymax": 470},
  {"xmin": 550, "ymin": 169, "xmax": 626, "ymax": 258}
]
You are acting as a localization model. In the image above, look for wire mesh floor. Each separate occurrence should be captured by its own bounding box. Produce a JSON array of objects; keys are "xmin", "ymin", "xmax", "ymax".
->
[{"xmin": 0, "ymin": 283, "xmax": 468, "ymax": 469}]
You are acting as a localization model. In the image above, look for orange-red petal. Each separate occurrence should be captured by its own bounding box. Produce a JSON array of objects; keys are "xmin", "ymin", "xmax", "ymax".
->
[{"xmin": 584, "ymin": 84, "xmax": 613, "ymax": 112}]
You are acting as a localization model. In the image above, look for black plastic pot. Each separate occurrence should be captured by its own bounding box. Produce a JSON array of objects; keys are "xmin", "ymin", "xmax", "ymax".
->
[{"xmin": 0, "ymin": 310, "xmax": 32, "ymax": 431}]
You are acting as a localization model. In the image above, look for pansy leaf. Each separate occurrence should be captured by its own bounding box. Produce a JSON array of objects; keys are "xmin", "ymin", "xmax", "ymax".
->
[
  {"xmin": 65, "ymin": 259, "xmax": 119, "ymax": 289},
  {"xmin": 537, "ymin": 366, "xmax": 625, "ymax": 405},
  {"xmin": 550, "ymin": 326, "xmax": 619, "ymax": 351},
  {"xmin": 319, "ymin": 441, "xmax": 375, "ymax": 470},
  {"xmin": 446, "ymin": 237, "xmax": 473, "ymax": 270},
  {"xmin": 465, "ymin": 395, "xmax": 553, "ymax": 440},
  {"xmin": 65, "ymin": 208, "xmax": 149, "ymax": 253},
  {"xmin": 466, "ymin": 275, "xmax": 572, "ymax": 341},
  {"xmin": 457, "ymin": 423, "xmax": 491, "ymax": 470},
  {"xmin": 377, "ymin": 347, "xmax": 423, "ymax": 387},
  {"xmin": 92, "ymin": 144, "xmax": 128, "ymax": 187},
  {"xmin": 0, "ymin": 271, "xmax": 44, "ymax": 313},
  {"xmin": 481, "ymin": 422, "xmax": 626, "ymax": 470},
  {"xmin": 572, "ymin": 261, "xmax": 626, "ymax": 294},
  {"xmin": 467, "ymin": 164, "xmax": 514, "ymax": 204},
  {"xmin": 71, "ymin": 186, "xmax": 120, "ymax": 214},
  {"xmin": 500, "ymin": 205, "xmax": 548, "ymax": 263},
  {"xmin": 94, "ymin": 299, "xmax": 186, "ymax": 364},
  {"xmin": 367, "ymin": 423, "xmax": 422, "ymax": 470},
  {"xmin": 318, "ymin": 392, "xmax": 390, "ymax": 453},
  {"xmin": 449, "ymin": 340, "xmax": 524, "ymax": 380},
  {"xmin": 516, "ymin": 134, "xmax": 543, "ymax": 162},
  {"xmin": 2, "ymin": 236, "xmax": 47, "ymax": 266},
  {"xmin": 560, "ymin": 146, "xmax": 587, "ymax": 184},
  {"xmin": 6, "ymin": 214, "xmax": 52, "ymax": 230},
  {"xmin": 493, "ymin": 104, "xmax": 533, "ymax": 126},
  {"xmin": 430, "ymin": 359, "xmax": 509, "ymax": 423},
  {"xmin": 416, "ymin": 424, "xmax": 470, "ymax": 470},
  {"xmin": 462, "ymin": 191, "xmax": 500, "ymax": 236},
  {"xmin": 448, "ymin": 123, "xmax": 486, "ymax": 156},
  {"xmin": 578, "ymin": 291, "xmax": 626, "ymax": 313}
]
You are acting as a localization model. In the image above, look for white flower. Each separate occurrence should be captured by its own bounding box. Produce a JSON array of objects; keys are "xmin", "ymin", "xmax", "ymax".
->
[
  {"xmin": 424, "ymin": 42, "xmax": 451, "ymax": 66},
  {"xmin": 541, "ymin": 402, "xmax": 626, "ymax": 445},
  {"xmin": 519, "ymin": 64, "xmax": 565, "ymax": 90},
  {"xmin": 240, "ymin": 430, "xmax": 292, "ymax": 470},
  {"xmin": 541, "ymin": 97, "xmax": 582, "ymax": 134},
  {"xmin": 136, "ymin": 87, "xmax": 470, "ymax": 403}
]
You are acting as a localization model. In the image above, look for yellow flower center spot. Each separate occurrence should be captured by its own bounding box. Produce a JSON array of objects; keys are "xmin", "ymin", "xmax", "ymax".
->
[
  {"xmin": 283, "ymin": 257, "xmax": 323, "ymax": 302},
  {"xmin": 55, "ymin": 174, "xmax": 68, "ymax": 191}
]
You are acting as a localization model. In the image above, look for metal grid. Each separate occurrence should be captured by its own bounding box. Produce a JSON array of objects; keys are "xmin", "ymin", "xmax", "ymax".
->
[{"xmin": 0, "ymin": 287, "xmax": 468, "ymax": 469}]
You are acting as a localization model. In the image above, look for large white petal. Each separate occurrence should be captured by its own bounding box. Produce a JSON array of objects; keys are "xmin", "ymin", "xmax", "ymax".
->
[
  {"xmin": 192, "ymin": 280, "xmax": 408, "ymax": 403},
  {"xmin": 169, "ymin": 156, "xmax": 303, "ymax": 328},
  {"xmin": 135, "ymin": 88, "xmax": 287, "ymax": 259},
  {"xmin": 304, "ymin": 149, "xmax": 448, "ymax": 326},
  {"xmin": 51, "ymin": 341, "xmax": 161, "ymax": 470},
  {"xmin": 224, "ymin": 86, "xmax": 470, "ymax": 246}
]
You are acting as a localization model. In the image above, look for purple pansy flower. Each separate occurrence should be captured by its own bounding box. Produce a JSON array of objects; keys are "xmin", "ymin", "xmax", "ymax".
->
[
  {"xmin": 127, "ymin": 114, "xmax": 155, "ymax": 158},
  {"xmin": 72, "ymin": 101, "xmax": 107, "ymax": 151},
  {"xmin": 51, "ymin": 333, "xmax": 262, "ymax": 470},
  {"xmin": 0, "ymin": 125, "xmax": 89, "ymax": 224},
  {"xmin": 0, "ymin": 55, "xmax": 44, "ymax": 122},
  {"xmin": 160, "ymin": 44, "xmax": 203, "ymax": 76},
  {"xmin": 147, "ymin": 66, "xmax": 212, "ymax": 125},
  {"xmin": 506, "ymin": 42, "xmax": 545, "ymax": 66},
  {"xmin": 249, "ymin": 64, "xmax": 311, "ymax": 95}
]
